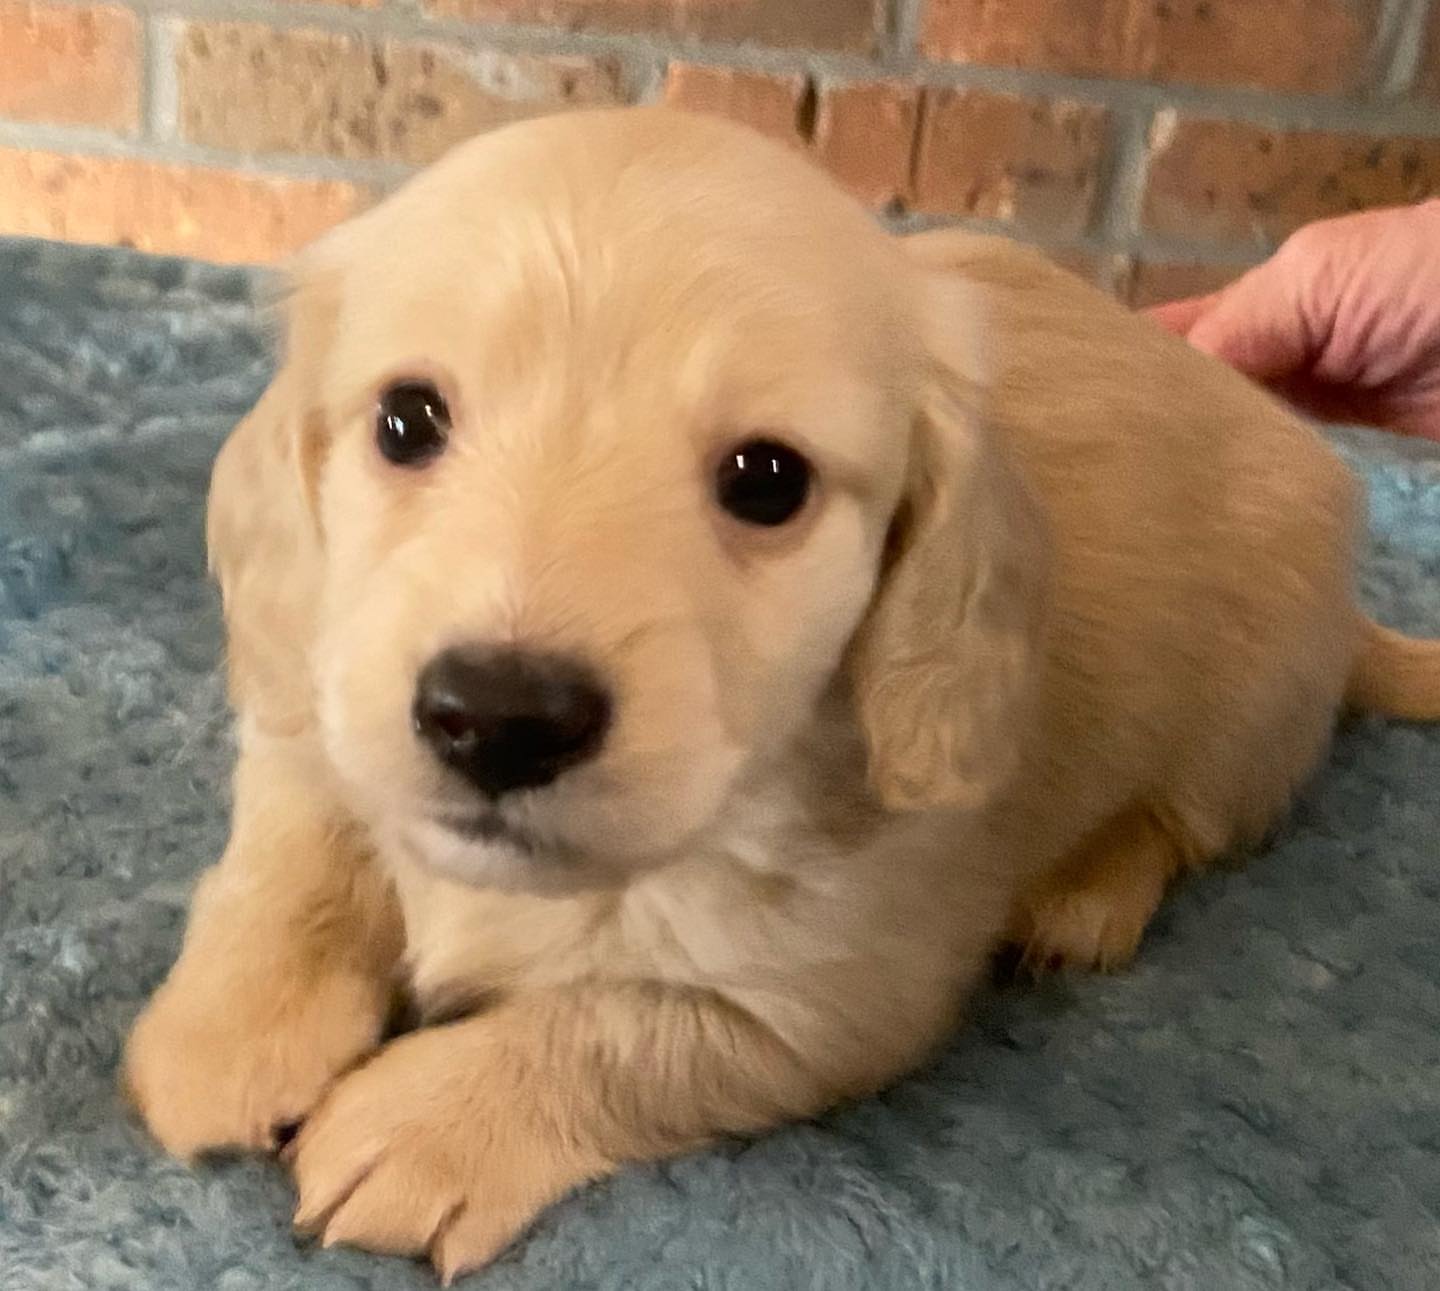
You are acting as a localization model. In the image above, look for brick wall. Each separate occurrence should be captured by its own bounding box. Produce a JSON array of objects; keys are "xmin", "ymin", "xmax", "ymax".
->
[{"xmin": 1, "ymin": 0, "xmax": 1438, "ymax": 300}]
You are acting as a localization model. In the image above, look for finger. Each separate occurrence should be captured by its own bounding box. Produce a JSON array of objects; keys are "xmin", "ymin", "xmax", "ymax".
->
[
  {"xmin": 1184, "ymin": 262, "xmax": 1312, "ymax": 383},
  {"xmin": 1145, "ymin": 291, "xmax": 1223, "ymax": 337}
]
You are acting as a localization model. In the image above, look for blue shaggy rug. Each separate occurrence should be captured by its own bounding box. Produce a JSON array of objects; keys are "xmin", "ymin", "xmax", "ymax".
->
[{"xmin": 2, "ymin": 236, "xmax": 1439, "ymax": 1291}]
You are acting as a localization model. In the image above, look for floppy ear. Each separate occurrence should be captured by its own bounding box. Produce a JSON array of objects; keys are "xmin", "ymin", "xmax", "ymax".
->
[
  {"xmin": 849, "ymin": 274, "xmax": 1050, "ymax": 812},
  {"xmin": 206, "ymin": 255, "xmax": 339, "ymax": 738}
]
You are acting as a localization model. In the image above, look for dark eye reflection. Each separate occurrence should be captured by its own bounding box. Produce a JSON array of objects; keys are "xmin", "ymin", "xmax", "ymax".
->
[
  {"xmin": 715, "ymin": 438, "xmax": 812, "ymax": 527},
  {"xmin": 376, "ymin": 380, "xmax": 450, "ymax": 467}
]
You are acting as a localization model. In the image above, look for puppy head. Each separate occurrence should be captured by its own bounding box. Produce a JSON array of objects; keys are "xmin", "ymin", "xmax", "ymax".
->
[{"xmin": 211, "ymin": 107, "xmax": 1046, "ymax": 893}]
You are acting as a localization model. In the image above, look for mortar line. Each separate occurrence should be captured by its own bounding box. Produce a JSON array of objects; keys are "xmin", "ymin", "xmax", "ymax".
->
[
  {"xmin": 1376, "ymin": 0, "xmax": 1434, "ymax": 95},
  {"xmin": 0, "ymin": 119, "xmax": 414, "ymax": 186},
  {"xmin": 143, "ymin": 14, "xmax": 181, "ymax": 143},
  {"xmin": 884, "ymin": 0, "xmax": 925, "ymax": 71},
  {"xmin": 1091, "ymin": 106, "xmax": 1156, "ymax": 247}
]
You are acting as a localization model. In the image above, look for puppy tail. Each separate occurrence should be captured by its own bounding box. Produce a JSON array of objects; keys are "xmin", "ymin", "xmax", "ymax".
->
[{"xmin": 1346, "ymin": 618, "xmax": 1440, "ymax": 720}]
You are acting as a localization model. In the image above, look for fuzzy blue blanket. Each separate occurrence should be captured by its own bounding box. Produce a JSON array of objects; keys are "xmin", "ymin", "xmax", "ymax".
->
[{"xmin": 2, "ymin": 237, "xmax": 1439, "ymax": 1291}]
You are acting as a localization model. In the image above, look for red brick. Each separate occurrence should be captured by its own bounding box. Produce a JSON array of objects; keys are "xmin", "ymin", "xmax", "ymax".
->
[
  {"xmin": 813, "ymin": 81, "xmax": 920, "ymax": 209},
  {"xmin": 0, "ymin": 149, "xmax": 365, "ymax": 264},
  {"xmin": 663, "ymin": 64, "xmax": 806, "ymax": 147},
  {"xmin": 0, "ymin": 1, "xmax": 140, "ymax": 131},
  {"xmin": 177, "ymin": 24, "xmax": 627, "ymax": 166},
  {"xmin": 427, "ymin": 0, "xmax": 879, "ymax": 53},
  {"xmin": 921, "ymin": 0, "xmax": 1380, "ymax": 94},
  {"xmin": 1143, "ymin": 114, "xmax": 1440, "ymax": 248},
  {"xmin": 1121, "ymin": 259, "xmax": 1248, "ymax": 306},
  {"xmin": 912, "ymin": 89, "xmax": 1108, "ymax": 238}
]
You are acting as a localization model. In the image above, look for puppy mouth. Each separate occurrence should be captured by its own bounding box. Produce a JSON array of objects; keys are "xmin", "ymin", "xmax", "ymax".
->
[{"xmin": 435, "ymin": 809, "xmax": 536, "ymax": 853}]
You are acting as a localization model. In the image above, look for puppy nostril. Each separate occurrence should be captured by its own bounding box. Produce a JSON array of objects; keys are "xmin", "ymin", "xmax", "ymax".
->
[{"xmin": 428, "ymin": 708, "xmax": 478, "ymax": 745}]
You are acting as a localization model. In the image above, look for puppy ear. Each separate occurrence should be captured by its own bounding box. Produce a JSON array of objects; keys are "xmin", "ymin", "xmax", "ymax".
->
[
  {"xmin": 849, "ymin": 275, "xmax": 1049, "ymax": 812},
  {"xmin": 207, "ymin": 253, "xmax": 339, "ymax": 737}
]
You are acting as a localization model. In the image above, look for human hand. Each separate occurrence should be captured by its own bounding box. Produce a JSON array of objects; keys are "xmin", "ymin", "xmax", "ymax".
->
[{"xmin": 1148, "ymin": 201, "xmax": 1440, "ymax": 441}]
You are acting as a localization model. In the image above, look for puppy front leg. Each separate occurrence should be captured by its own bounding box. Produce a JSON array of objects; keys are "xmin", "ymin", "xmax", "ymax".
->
[
  {"xmin": 292, "ymin": 982, "xmax": 843, "ymax": 1280},
  {"xmin": 124, "ymin": 735, "xmax": 403, "ymax": 1158}
]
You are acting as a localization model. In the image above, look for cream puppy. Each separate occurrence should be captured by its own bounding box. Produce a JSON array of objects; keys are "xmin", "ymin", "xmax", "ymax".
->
[{"xmin": 123, "ymin": 107, "xmax": 1440, "ymax": 1279}]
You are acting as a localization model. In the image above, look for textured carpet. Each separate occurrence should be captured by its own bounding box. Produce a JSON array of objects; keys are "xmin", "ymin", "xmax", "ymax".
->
[{"xmin": 2, "ymin": 236, "xmax": 1439, "ymax": 1291}]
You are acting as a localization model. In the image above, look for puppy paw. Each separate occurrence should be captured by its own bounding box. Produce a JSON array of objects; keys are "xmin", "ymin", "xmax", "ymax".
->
[
  {"xmin": 291, "ymin": 1026, "xmax": 608, "ymax": 1282},
  {"xmin": 124, "ymin": 960, "xmax": 391, "ymax": 1160},
  {"xmin": 1012, "ymin": 809, "xmax": 1180, "ymax": 974},
  {"xmin": 1017, "ymin": 882, "xmax": 1152, "ymax": 973}
]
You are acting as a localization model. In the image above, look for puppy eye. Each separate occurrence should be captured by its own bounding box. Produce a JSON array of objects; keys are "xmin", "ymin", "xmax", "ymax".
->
[
  {"xmin": 376, "ymin": 380, "xmax": 450, "ymax": 467},
  {"xmin": 715, "ymin": 438, "xmax": 812, "ymax": 527}
]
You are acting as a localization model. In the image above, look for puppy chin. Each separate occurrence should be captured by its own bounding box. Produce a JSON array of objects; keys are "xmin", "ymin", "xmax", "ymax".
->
[{"xmin": 393, "ymin": 817, "xmax": 626, "ymax": 895}]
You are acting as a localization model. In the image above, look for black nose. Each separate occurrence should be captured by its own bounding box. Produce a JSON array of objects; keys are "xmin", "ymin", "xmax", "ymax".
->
[{"xmin": 412, "ymin": 646, "xmax": 611, "ymax": 798}]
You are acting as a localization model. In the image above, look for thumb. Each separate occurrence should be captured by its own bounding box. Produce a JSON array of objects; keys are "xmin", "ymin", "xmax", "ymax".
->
[{"xmin": 1183, "ymin": 261, "xmax": 1312, "ymax": 383}]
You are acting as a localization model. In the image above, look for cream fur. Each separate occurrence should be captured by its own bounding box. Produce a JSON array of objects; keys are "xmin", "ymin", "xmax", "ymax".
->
[{"xmin": 123, "ymin": 107, "xmax": 1440, "ymax": 1279}]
